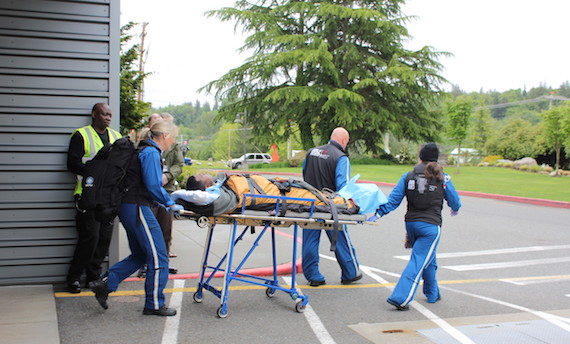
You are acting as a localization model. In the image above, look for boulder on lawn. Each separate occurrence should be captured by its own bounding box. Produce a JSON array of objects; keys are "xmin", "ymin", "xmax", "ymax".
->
[{"xmin": 514, "ymin": 157, "xmax": 537, "ymax": 168}]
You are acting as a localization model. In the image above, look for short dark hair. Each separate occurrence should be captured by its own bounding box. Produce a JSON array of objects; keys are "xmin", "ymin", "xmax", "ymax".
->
[
  {"xmin": 91, "ymin": 102, "xmax": 106, "ymax": 114},
  {"xmin": 186, "ymin": 176, "xmax": 205, "ymax": 191}
]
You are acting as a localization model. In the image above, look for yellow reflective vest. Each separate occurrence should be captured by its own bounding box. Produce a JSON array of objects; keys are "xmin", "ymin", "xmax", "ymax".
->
[{"xmin": 73, "ymin": 125, "xmax": 121, "ymax": 195}]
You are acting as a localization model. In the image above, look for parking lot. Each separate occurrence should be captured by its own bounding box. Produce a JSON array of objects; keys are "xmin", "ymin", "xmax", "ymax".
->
[{"xmin": 53, "ymin": 191, "xmax": 570, "ymax": 344}]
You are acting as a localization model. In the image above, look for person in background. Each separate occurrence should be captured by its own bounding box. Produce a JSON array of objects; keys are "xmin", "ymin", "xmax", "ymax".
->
[
  {"xmin": 91, "ymin": 120, "xmax": 183, "ymax": 316},
  {"xmin": 66, "ymin": 103, "xmax": 121, "ymax": 293},
  {"xmin": 301, "ymin": 127, "xmax": 362, "ymax": 287},
  {"xmin": 377, "ymin": 142, "xmax": 461, "ymax": 311}
]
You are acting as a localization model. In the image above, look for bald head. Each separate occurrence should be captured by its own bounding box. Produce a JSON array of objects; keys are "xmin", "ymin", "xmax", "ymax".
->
[
  {"xmin": 330, "ymin": 127, "xmax": 350, "ymax": 149},
  {"xmin": 148, "ymin": 113, "xmax": 161, "ymax": 128}
]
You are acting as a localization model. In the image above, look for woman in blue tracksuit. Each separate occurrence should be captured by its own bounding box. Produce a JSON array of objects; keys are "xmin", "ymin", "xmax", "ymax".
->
[
  {"xmin": 91, "ymin": 120, "xmax": 184, "ymax": 316},
  {"xmin": 377, "ymin": 143, "xmax": 461, "ymax": 311}
]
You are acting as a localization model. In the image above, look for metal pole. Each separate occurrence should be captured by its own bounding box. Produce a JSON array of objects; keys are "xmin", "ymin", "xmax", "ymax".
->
[
  {"xmin": 227, "ymin": 129, "xmax": 231, "ymax": 162},
  {"xmin": 243, "ymin": 111, "xmax": 247, "ymax": 157}
]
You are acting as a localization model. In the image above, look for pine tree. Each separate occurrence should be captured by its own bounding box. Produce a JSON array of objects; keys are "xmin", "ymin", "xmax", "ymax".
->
[{"xmin": 201, "ymin": 0, "xmax": 447, "ymax": 152}]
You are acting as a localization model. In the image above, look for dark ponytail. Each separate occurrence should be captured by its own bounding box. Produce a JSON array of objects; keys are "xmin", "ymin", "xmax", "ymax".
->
[{"xmin": 424, "ymin": 162, "xmax": 444, "ymax": 182}]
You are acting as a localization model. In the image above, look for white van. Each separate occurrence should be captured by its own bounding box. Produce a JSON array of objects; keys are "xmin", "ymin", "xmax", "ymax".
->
[{"xmin": 228, "ymin": 153, "xmax": 272, "ymax": 169}]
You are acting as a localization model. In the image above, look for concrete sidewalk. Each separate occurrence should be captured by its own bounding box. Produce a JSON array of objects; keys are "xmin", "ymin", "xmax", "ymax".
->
[{"xmin": 0, "ymin": 285, "xmax": 60, "ymax": 344}]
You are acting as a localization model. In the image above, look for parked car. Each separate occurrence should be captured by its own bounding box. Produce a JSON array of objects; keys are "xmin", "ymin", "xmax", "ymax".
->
[
  {"xmin": 184, "ymin": 157, "xmax": 192, "ymax": 166},
  {"xmin": 228, "ymin": 153, "xmax": 272, "ymax": 169}
]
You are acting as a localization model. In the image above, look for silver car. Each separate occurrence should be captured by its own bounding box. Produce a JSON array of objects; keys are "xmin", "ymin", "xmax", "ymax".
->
[{"xmin": 229, "ymin": 153, "xmax": 272, "ymax": 169}]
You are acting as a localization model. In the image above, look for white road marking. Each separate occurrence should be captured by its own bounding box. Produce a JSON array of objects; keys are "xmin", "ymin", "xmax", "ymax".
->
[
  {"xmin": 282, "ymin": 276, "xmax": 336, "ymax": 344},
  {"xmin": 161, "ymin": 279, "xmax": 185, "ymax": 344},
  {"xmin": 442, "ymin": 285, "xmax": 570, "ymax": 333},
  {"xmin": 395, "ymin": 244, "xmax": 570, "ymax": 260},
  {"xmin": 500, "ymin": 276, "xmax": 570, "ymax": 286},
  {"xmin": 444, "ymin": 257, "xmax": 570, "ymax": 271},
  {"xmin": 360, "ymin": 265, "xmax": 476, "ymax": 344}
]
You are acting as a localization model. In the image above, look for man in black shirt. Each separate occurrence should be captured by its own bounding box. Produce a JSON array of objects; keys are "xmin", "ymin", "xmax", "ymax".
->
[{"xmin": 66, "ymin": 103, "xmax": 120, "ymax": 293}]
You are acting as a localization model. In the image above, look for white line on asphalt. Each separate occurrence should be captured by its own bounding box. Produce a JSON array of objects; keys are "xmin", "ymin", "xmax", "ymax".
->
[
  {"xmin": 500, "ymin": 277, "xmax": 569, "ymax": 286},
  {"xmin": 161, "ymin": 279, "xmax": 185, "ymax": 344},
  {"xmin": 282, "ymin": 276, "xmax": 336, "ymax": 344},
  {"xmin": 443, "ymin": 256, "xmax": 570, "ymax": 271},
  {"xmin": 442, "ymin": 285, "xmax": 570, "ymax": 333},
  {"xmin": 360, "ymin": 265, "xmax": 476, "ymax": 344},
  {"xmin": 394, "ymin": 244, "xmax": 570, "ymax": 260}
]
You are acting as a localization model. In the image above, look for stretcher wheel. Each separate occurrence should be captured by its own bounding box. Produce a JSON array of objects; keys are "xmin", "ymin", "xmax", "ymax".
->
[
  {"xmin": 295, "ymin": 300, "xmax": 306, "ymax": 313},
  {"xmin": 196, "ymin": 216, "xmax": 210, "ymax": 228},
  {"xmin": 174, "ymin": 212, "xmax": 182, "ymax": 220},
  {"xmin": 217, "ymin": 305, "xmax": 228, "ymax": 318},
  {"xmin": 265, "ymin": 287, "xmax": 276, "ymax": 298},
  {"xmin": 193, "ymin": 291, "xmax": 203, "ymax": 303}
]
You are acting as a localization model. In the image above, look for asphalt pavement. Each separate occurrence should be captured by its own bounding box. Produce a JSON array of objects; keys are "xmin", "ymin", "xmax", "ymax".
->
[{"xmin": 5, "ymin": 179, "xmax": 570, "ymax": 344}]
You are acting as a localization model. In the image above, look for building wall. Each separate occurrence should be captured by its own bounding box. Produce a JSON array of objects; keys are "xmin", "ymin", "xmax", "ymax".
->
[{"xmin": 0, "ymin": 0, "xmax": 120, "ymax": 285}]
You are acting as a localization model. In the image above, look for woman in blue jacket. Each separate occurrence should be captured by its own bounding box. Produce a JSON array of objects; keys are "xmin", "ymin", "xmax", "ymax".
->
[
  {"xmin": 377, "ymin": 143, "xmax": 461, "ymax": 311},
  {"xmin": 91, "ymin": 120, "xmax": 183, "ymax": 316}
]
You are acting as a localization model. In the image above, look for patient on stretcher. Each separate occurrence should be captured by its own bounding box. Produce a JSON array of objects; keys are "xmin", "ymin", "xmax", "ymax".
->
[{"xmin": 171, "ymin": 173, "xmax": 361, "ymax": 217}]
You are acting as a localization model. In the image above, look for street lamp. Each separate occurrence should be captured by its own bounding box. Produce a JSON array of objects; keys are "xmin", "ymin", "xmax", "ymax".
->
[
  {"xmin": 235, "ymin": 111, "xmax": 248, "ymax": 157},
  {"xmin": 225, "ymin": 128, "xmax": 241, "ymax": 163}
]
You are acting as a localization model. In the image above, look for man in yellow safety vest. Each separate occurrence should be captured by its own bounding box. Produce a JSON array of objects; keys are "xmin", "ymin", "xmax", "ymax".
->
[{"xmin": 65, "ymin": 103, "xmax": 121, "ymax": 293}]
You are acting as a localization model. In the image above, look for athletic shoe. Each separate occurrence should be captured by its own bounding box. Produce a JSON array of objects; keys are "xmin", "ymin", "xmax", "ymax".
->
[
  {"xmin": 387, "ymin": 298, "xmax": 409, "ymax": 311},
  {"xmin": 142, "ymin": 306, "xmax": 177, "ymax": 316},
  {"xmin": 66, "ymin": 280, "xmax": 81, "ymax": 294},
  {"xmin": 341, "ymin": 272, "xmax": 363, "ymax": 285},
  {"xmin": 91, "ymin": 279, "xmax": 110, "ymax": 310},
  {"xmin": 308, "ymin": 280, "xmax": 326, "ymax": 287}
]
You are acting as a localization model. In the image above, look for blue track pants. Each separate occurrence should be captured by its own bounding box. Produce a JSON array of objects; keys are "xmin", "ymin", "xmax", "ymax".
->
[
  {"xmin": 106, "ymin": 203, "xmax": 169, "ymax": 310},
  {"xmin": 302, "ymin": 225, "xmax": 360, "ymax": 282},
  {"xmin": 388, "ymin": 221, "xmax": 441, "ymax": 307}
]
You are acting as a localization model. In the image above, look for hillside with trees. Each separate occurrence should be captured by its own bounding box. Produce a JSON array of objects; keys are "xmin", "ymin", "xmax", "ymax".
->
[{"xmin": 151, "ymin": 82, "xmax": 570, "ymax": 170}]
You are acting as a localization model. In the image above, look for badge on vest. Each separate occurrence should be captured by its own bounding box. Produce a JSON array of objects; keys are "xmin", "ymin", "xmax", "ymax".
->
[{"xmin": 84, "ymin": 176, "xmax": 94, "ymax": 188}]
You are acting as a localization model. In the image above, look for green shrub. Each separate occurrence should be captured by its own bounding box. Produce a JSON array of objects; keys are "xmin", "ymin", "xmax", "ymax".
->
[
  {"xmin": 543, "ymin": 166, "xmax": 554, "ymax": 173},
  {"xmin": 519, "ymin": 165, "xmax": 529, "ymax": 171},
  {"xmin": 289, "ymin": 150, "xmax": 307, "ymax": 167},
  {"xmin": 495, "ymin": 162, "xmax": 504, "ymax": 167},
  {"xmin": 177, "ymin": 166, "xmax": 198, "ymax": 183},
  {"xmin": 350, "ymin": 157, "xmax": 394, "ymax": 165},
  {"xmin": 250, "ymin": 161, "xmax": 290, "ymax": 169},
  {"xmin": 530, "ymin": 165, "xmax": 541, "ymax": 173},
  {"xmin": 503, "ymin": 162, "xmax": 514, "ymax": 168}
]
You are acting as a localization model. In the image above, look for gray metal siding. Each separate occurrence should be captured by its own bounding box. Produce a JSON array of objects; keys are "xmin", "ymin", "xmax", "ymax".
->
[{"xmin": 0, "ymin": 0, "xmax": 120, "ymax": 285}]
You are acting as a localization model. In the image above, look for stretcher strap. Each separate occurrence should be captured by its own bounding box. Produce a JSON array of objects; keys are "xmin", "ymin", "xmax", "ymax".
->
[
  {"xmin": 327, "ymin": 198, "xmax": 339, "ymax": 252},
  {"xmin": 245, "ymin": 176, "xmax": 266, "ymax": 206}
]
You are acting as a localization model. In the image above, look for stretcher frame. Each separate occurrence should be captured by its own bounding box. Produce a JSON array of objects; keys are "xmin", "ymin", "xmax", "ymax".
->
[{"xmin": 179, "ymin": 193, "xmax": 370, "ymax": 318}]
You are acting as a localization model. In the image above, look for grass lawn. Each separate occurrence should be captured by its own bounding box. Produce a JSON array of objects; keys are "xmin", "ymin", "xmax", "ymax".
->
[{"xmin": 235, "ymin": 164, "xmax": 570, "ymax": 203}]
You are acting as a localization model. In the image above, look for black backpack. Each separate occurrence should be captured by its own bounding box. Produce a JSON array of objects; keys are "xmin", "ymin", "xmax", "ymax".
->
[{"xmin": 78, "ymin": 137, "xmax": 136, "ymax": 224}]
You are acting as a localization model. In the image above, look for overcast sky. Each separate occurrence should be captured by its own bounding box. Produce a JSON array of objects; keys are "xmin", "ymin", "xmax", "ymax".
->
[{"xmin": 120, "ymin": 0, "xmax": 570, "ymax": 108}]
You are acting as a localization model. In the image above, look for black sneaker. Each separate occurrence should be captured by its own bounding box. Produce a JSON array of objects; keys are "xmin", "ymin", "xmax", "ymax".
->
[
  {"xmin": 308, "ymin": 280, "xmax": 326, "ymax": 287},
  {"xmin": 66, "ymin": 280, "xmax": 81, "ymax": 294},
  {"xmin": 387, "ymin": 298, "xmax": 409, "ymax": 311},
  {"xmin": 143, "ymin": 305, "xmax": 177, "ymax": 316},
  {"xmin": 91, "ymin": 279, "xmax": 110, "ymax": 310},
  {"xmin": 137, "ymin": 265, "xmax": 147, "ymax": 279},
  {"xmin": 169, "ymin": 267, "xmax": 178, "ymax": 274},
  {"xmin": 341, "ymin": 272, "xmax": 363, "ymax": 285}
]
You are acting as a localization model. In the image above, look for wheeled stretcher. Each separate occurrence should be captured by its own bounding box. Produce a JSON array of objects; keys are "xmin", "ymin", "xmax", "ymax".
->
[{"xmin": 178, "ymin": 193, "xmax": 373, "ymax": 318}]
